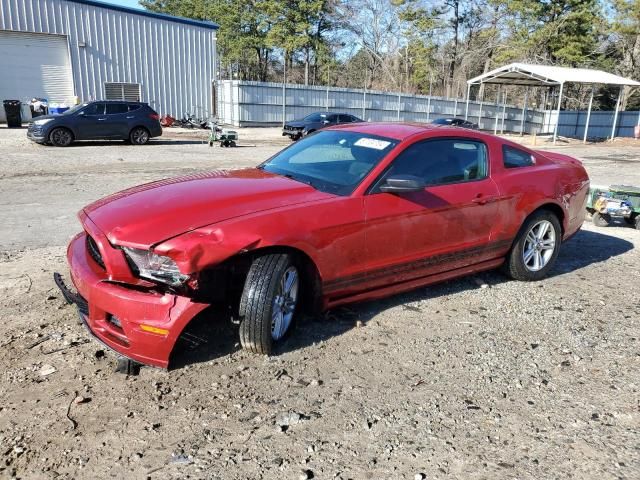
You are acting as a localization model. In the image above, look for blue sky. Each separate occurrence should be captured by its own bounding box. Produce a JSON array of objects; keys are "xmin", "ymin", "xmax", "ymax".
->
[{"xmin": 103, "ymin": 0, "xmax": 143, "ymax": 10}]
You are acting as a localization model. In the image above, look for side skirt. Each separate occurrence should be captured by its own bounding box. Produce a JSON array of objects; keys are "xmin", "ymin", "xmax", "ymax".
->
[{"xmin": 324, "ymin": 257, "xmax": 504, "ymax": 310}]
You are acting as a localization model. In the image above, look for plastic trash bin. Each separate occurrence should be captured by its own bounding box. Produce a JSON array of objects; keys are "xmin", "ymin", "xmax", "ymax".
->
[
  {"xmin": 3, "ymin": 100, "xmax": 22, "ymax": 128},
  {"xmin": 49, "ymin": 106, "xmax": 70, "ymax": 115}
]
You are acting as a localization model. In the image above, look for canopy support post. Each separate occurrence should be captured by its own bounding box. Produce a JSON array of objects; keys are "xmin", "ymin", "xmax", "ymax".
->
[
  {"xmin": 477, "ymin": 85, "xmax": 484, "ymax": 129},
  {"xmin": 501, "ymin": 90, "xmax": 507, "ymax": 134},
  {"xmin": 494, "ymin": 85, "xmax": 501, "ymax": 134},
  {"xmin": 553, "ymin": 83, "xmax": 564, "ymax": 144},
  {"xmin": 464, "ymin": 84, "xmax": 471, "ymax": 120},
  {"xmin": 426, "ymin": 74, "xmax": 433, "ymax": 122},
  {"xmin": 520, "ymin": 88, "xmax": 529, "ymax": 136},
  {"xmin": 611, "ymin": 87, "xmax": 623, "ymax": 140},
  {"xmin": 583, "ymin": 86, "xmax": 594, "ymax": 144}
]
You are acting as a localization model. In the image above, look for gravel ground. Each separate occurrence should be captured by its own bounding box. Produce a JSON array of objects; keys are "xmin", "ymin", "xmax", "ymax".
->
[{"xmin": 0, "ymin": 125, "xmax": 639, "ymax": 480}]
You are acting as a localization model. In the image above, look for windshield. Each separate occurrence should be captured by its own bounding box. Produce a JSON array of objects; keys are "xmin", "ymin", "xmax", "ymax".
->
[
  {"xmin": 432, "ymin": 118, "xmax": 452, "ymax": 125},
  {"xmin": 62, "ymin": 103, "xmax": 88, "ymax": 115},
  {"xmin": 260, "ymin": 130, "xmax": 398, "ymax": 195}
]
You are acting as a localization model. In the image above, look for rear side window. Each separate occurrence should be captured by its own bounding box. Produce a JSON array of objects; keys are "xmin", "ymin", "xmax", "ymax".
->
[
  {"xmin": 384, "ymin": 139, "xmax": 488, "ymax": 187},
  {"xmin": 128, "ymin": 104, "xmax": 141, "ymax": 112},
  {"xmin": 503, "ymin": 145, "xmax": 535, "ymax": 168},
  {"xmin": 106, "ymin": 103, "xmax": 128, "ymax": 114}
]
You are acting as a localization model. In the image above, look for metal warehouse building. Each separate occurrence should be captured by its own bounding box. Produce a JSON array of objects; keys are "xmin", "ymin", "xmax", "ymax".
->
[{"xmin": 0, "ymin": 0, "xmax": 218, "ymax": 122}]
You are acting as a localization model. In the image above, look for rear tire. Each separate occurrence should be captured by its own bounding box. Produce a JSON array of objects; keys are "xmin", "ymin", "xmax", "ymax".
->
[
  {"xmin": 635, "ymin": 215, "xmax": 640, "ymax": 230},
  {"xmin": 49, "ymin": 127, "xmax": 74, "ymax": 147},
  {"xmin": 129, "ymin": 127, "xmax": 150, "ymax": 145},
  {"xmin": 591, "ymin": 211, "xmax": 611, "ymax": 227},
  {"xmin": 502, "ymin": 210, "xmax": 561, "ymax": 281},
  {"xmin": 239, "ymin": 254, "xmax": 300, "ymax": 355}
]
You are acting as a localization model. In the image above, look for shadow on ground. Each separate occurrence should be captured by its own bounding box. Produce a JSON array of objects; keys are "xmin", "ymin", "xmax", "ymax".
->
[
  {"xmin": 59, "ymin": 139, "xmax": 205, "ymax": 147},
  {"xmin": 169, "ymin": 227, "xmax": 634, "ymax": 369}
]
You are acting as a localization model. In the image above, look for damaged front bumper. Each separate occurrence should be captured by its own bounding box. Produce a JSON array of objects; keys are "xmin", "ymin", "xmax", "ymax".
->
[{"xmin": 55, "ymin": 232, "xmax": 209, "ymax": 368}]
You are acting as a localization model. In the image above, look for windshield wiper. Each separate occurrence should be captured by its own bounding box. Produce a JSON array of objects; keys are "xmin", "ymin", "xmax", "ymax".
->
[{"xmin": 280, "ymin": 173, "xmax": 316, "ymax": 188}]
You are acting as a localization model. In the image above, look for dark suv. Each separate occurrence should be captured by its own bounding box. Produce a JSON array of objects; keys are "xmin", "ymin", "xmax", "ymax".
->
[
  {"xmin": 27, "ymin": 101, "xmax": 162, "ymax": 147},
  {"xmin": 282, "ymin": 112, "xmax": 362, "ymax": 141}
]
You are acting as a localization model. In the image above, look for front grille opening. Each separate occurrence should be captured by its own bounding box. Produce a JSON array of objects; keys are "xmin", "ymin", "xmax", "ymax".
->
[
  {"xmin": 86, "ymin": 235, "xmax": 105, "ymax": 269},
  {"xmin": 106, "ymin": 314, "xmax": 124, "ymax": 333}
]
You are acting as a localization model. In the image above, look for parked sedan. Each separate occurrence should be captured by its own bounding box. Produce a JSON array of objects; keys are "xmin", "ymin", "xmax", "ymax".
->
[
  {"xmin": 27, "ymin": 101, "xmax": 162, "ymax": 146},
  {"xmin": 432, "ymin": 117, "xmax": 478, "ymax": 129},
  {"xmin": 56, "ymin": 122, "xmax": 589, "ymax": 368},
  {"xmin": 282, "ymin": 111, "xmax": 362, "ymax": 140}
]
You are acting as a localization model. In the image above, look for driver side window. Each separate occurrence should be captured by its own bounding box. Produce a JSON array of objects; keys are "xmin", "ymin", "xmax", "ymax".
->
[{"xmin": 383, "ymin": 138, "xmax": 488, "ymax": 187}]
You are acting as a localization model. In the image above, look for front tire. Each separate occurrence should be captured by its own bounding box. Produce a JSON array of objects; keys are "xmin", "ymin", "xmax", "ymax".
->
[
  {"xmin": 239, "ymin": 254, "xmax": 300, "ymax": 355},
  {"xmin": 129, "ymin": 127, "xmax": 150, "ymax": 145},
  {"xmin": 503, "ymin": 210, "xmax": 561, "ymax": 281},
  {"xmin": 591, "ymin": 211, "xmax": 611, "ymax": 227},
  {"xmin": 49, "ymin": 128, "xmax": 74, "ymax": 147}
]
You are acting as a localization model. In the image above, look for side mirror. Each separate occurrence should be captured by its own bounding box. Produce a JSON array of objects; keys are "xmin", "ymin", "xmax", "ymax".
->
[
  {"xmin": 379, "ymin": 174, "xmax": 425, "ymax": 194},
  {"xmin": 77, "ymin": 110, "xmax": 85, "ymax": 116}
]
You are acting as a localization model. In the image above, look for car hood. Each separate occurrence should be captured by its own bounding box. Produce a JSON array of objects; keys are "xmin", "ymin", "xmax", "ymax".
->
[
  {"xmin": 31, "ymin": 114, "xmax": 58, "ymax": 122},
  {"xmin": 83, "ymin": 168, "xmax": 334, "ymax": 248}
]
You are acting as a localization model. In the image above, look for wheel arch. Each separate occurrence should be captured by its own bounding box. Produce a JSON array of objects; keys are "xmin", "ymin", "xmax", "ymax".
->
[
  {"xmin": 506, "ymin": 201, "xmax": 566, "ymax": 254},
  {"xmin": 129, "ymin": 125, "xmax": 150, "ymax": 136},
  {"xmin": 237, "ymin": 245, "xmax": 324, "ymax": 315},
  {"xmin": 531, "ymin": 202, "xmax": 566, "ymax": 236},
  {"xmin": 49, "ymin": 125, "xmax": 75, "ymax": 142}
]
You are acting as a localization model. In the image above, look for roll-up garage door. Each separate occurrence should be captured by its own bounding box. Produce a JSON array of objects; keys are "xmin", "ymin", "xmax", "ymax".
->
[{"xmin": 0, "ymin": 30, "xmax": 75, "ymax": 122}]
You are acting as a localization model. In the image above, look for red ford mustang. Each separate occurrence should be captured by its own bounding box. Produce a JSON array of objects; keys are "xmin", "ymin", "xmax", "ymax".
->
[{"xmin": 55, "ymin": 123, "xmax": 589, "ymax": 368}]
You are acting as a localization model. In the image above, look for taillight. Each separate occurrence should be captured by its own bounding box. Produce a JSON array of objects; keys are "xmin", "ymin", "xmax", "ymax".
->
[{"xmin": 149, "ymin": 113, "xmax": 160, "ymax": 120}]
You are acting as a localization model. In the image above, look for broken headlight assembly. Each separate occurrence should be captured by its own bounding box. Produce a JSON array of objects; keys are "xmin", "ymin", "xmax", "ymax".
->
[{"xmin": 122, "ymin": 247, "xmax": 189, "ymax": 287}]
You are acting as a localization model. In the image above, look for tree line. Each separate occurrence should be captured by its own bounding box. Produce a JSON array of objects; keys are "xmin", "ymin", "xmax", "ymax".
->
[{"xmin": 141, "ymin": 0, "xmax": 640, "ymax": 110}]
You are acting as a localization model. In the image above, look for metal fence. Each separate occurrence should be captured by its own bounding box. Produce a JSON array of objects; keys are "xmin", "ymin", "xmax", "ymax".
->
[
  {"xmin": 544, "ymin": 110, "xmax": 640, "ymax": 140},
  {"xmin": 216, "ymin": 80, "xmax": 546, "ymax": 133}
]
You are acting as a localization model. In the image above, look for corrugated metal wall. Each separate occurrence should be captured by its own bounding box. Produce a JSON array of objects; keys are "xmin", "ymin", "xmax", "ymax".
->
[
  {"xmin": 0, "ymin": 0, "xmax": 217, "ymax": 116},
  {"xmin": 551, "ymin": 110, "xmax": 640, "ymax": 139},
  {"xmin": 216, "ymin": 80, "xmax": 546, "ymax": 133}
]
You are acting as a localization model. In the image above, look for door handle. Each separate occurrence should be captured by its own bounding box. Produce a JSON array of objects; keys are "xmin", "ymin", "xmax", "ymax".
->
[
  {"xmin": 97, "ymin": 117, "xmax": 106, "ymax": 121},
  {"xmin": 472, "ymin": 195, "xmax": 497, "ymax": 205},
  {"xmin": 126, "ymin": 116, "xmax": 134, "ymax": 119}
]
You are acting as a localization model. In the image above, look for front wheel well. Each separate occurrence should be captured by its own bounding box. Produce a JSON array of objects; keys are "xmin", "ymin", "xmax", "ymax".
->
[
  {"xmin": 49, "ymin": 126, "xmax": 75, "ymax": 140},
  {"xmin": 196, "ymin": 246, "xmax": 323, "ymax": 316}
]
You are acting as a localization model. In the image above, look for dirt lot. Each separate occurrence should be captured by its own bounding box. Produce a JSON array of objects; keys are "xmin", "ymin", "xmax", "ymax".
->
[{"xmin": 0, "ymin": 126, "xmax": 639, "ymax": 480}]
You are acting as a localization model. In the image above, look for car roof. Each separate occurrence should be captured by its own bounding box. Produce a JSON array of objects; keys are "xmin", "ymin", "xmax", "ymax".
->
[
  {"xmin": 88, "ymin": 100, "xmax": 146, "ymax": 104},
  {"xmin": 307, "ymin": 111, "xmax": 352, "ymax": 116},
  {"xmin": 327, "ymin": 122, "xmax": 441, "ymax": 140},
  {"xmin": 327, "ymin": 121, "xmax": 504, "ymax": 142}
]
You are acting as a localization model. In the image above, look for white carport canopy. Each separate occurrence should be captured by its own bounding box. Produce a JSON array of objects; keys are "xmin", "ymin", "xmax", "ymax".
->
[{"xmin": 464, "ymin": 63, "xmax": 640, "ymax": 142}]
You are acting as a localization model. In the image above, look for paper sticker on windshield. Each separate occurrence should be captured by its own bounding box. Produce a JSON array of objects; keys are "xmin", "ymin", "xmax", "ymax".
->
[{"xmin": 354, "ymin": 138, "xmax": 391, "ymax": 150}]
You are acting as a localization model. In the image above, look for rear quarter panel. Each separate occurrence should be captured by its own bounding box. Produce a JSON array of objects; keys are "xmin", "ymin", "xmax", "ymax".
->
[{"xmin": 490, "ymin": 143, "xmax": 589, "ymax": 242}]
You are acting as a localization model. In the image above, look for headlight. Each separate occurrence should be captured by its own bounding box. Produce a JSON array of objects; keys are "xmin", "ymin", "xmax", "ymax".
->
[
  {"xmin": 33, "ymin": 118, "xmax": 54, "ymax": 125},
  {"xmin": 122, "ymin": 247, "xmax": 189, "ymax": 286}
]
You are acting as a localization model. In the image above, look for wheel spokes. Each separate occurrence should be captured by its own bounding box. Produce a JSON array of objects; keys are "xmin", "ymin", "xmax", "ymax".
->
[
  {"xmin": 524, "ymin": 247, "xmax": 535, "ymax": 264},
  {"xmin": 536, "ymin": 221, "xmax": 550, "ymax": 240},
  {"xmin": 271, "ymin": 266, "xmax": 299, "ymax": 341}
]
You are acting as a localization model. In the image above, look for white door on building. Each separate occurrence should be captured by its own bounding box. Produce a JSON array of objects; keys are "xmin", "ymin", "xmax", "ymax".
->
[{"xmin": 0, "ymin": 31, "xmax": 75, "ymax": 122}]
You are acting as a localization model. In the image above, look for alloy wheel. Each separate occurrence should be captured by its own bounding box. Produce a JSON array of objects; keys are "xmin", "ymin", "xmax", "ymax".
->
[
  {"xmin": 271, "ymin": 266, "xmax": 299, "ymax": 340},
  {"xmin": 522, "ymin": 220, "xmax": 556, "ymax": 272},
  {"xmin": 52, "ymin": 129, "xmax": 72, "ymax": 146},
  {"xmin": 132, "ymin": 128, "xmax": 149, "ymax": 144}
]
